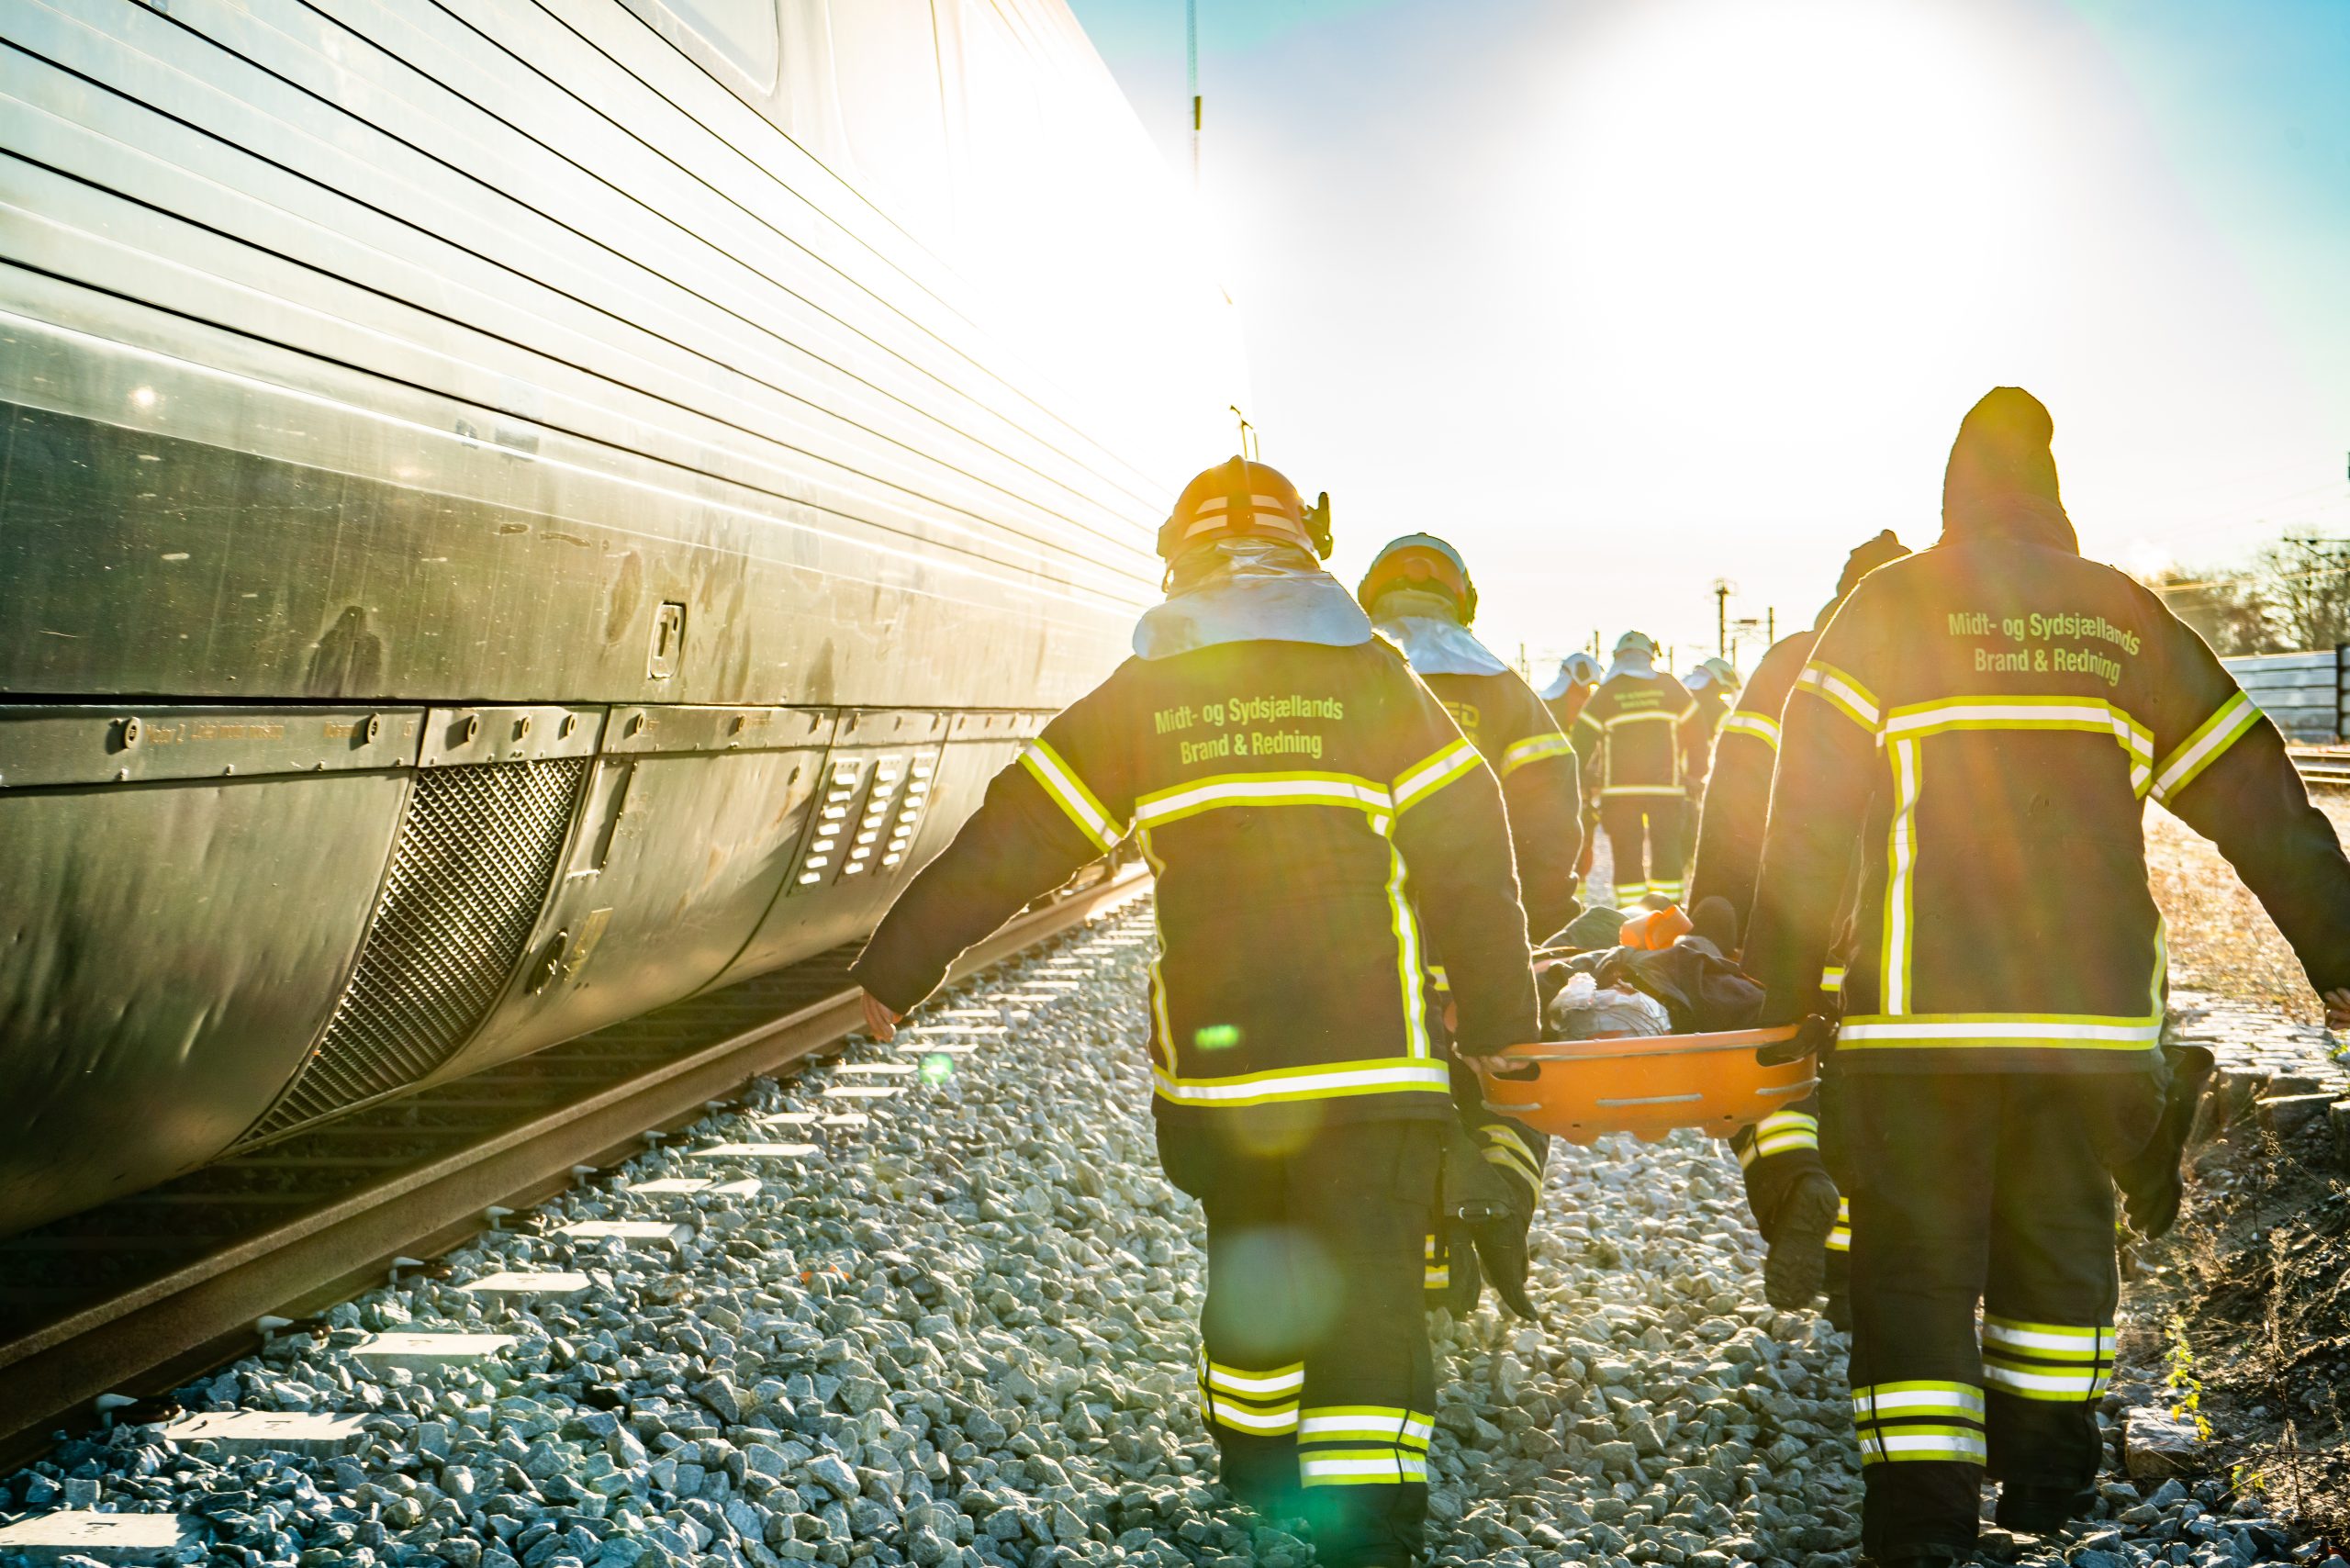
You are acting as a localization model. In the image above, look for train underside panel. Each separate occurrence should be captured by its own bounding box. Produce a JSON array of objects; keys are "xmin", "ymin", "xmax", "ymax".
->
[{"xmin": 0, "ymin": 0, "xmax": 1240, "ymax": 1235}]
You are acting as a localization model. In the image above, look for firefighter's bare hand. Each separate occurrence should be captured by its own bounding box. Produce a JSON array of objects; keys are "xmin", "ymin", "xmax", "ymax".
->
[
  {"xmin": 860, "ymin": 990, "xmax": 902, "ymax": 1042},
  {"xmin": 2323, "ymin": 988, "xmax": 2350, "ymax": 1032}
]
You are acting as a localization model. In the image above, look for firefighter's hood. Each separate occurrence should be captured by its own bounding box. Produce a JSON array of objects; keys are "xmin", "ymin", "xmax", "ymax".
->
[
  {"xmin": 1941, "ymin": 386, "xmax": 2078, "ymax": 554},
  {"xmin": 1132, "ymin": 537, "xmax": 1372, "ymax": 659},
  {"xmin": 1369, "ymin": 588, "xmax": 1511, "ymax": 678}
]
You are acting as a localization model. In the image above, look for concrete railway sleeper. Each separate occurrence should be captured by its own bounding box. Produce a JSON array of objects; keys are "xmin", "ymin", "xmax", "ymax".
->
[{"xmin": 0, "ymin": 889, "xmax": 2318, "ymax": 1568}]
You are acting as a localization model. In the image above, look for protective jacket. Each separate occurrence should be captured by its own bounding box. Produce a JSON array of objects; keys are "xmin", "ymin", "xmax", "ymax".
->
[
  {"xmin": 1688, "ymin": 630, "xmax": 1815, "ymax": 925},
  {"xmin": 1689, "ymin": 686, "xmax": 1731, "ymax": 754},
  {"xmin": 1574, "ymin": 671, "xmax": 1710, "ymax": 801},
  {"xmin": 1744, "ymin": 499, "xmax": 2350, "ymax": 1074},
  {"xmin": 850, "ymin": 637, "xmax": 1542, "ymax": 1130},
  {"xmin": 1542, "ymin": 681, "xmax": 1594, "ymax": 734},
  {"xmin": 1416, "ymin": 669, "xmax": 1582, "ymax": 941}
]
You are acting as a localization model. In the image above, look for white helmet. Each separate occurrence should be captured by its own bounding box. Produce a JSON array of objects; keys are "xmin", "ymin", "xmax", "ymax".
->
[{"xmin": 1614, "ymin": 630, "xmax": 1657, "ymax": 657}]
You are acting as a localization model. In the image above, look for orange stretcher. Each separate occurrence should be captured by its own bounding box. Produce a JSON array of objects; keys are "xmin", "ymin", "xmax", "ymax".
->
[{"xmin": 1471, "ymin": 1025, "xmax": 1816, "ymax": 1146}]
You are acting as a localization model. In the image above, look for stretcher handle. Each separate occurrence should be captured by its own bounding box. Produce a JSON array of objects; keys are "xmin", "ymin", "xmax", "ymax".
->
[{"xmin": 1479, "ymin": 1025, "xmax": 1804, "ymax": 1065}]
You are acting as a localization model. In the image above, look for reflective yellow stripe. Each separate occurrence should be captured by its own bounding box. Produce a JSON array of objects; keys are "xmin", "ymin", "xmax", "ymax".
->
[
  {"xmin": 1819, "ymin": 964, "xmax": 1845, "ymax": 993},
  {"xmin": 1718, "ymin": 711, "xmax": 1782, "ymax": 750},
  {"xmin": 1882, "ymin": 696, "xmax": 2154, "ymax": 796},
  {"xmin": 1019, "ymin": 740, "xmax": 1123, "ymax": 853},
  {"xmin": 1838, "ymin": 1013, "xmax": 2162, "ymax": 1050},
  {"xmin": 1796, "ymin": 660, "xmax": 1881, "ymax": 731},
  {"xmin": 1484, "ymin": 1125, "xmax": 1538, "ymax": 1167},
  {"xmin": 1138, "ymin": 831, "xmax": 1178, "ymax": 1075},
  {"xmin": 1750, "ymin": 1110, "xmax": 1818, "ymax": 1159},
  {"xmin": 1826, "ymin": 1197, "xmax": 1851, "ymax": 1252},
  {"xmin": 1603, "ymin": 711, "xmax": 1683, "ymax": 727},
  {"xmin": 1380, "ymin": 818, "xmax": 1431, "ymax": 1060},
  {"xmin": 1299, "ymin": 1407, "xmax": 1435, "ymax": 1449},
  {"xmin": 1856, "ymin": 1427, "xmax": 1988, "ymax": 1464},
  {"xmin": 1299, "ymin": 1450, "xmax": 1429, "ymax": 1485},
  {"xmin": 1982, "ymin": 1316, "xmax": 2115, "ymax": 1357},
  {"xmin": 1852, "ymin": 1381, "xmax": 1986, "ymax": 1420},
  {"xmin": 1881, "ymin": 736, "xmax": 1920, "ymax": 1014},
  {"xmin": 1206, "ymin": 1398, "xmax": 1299, "ymax": 1432},
  {"xmin": 1981, "ymin": 1363, "xmax": 2111, "ymax": 1401},
  {"xmin": 1600, "ymin": 785, "xmax": 1686, "ymax": 797},
  {"xmin": 2152, "ymin": 691, "xmax": 2262, "ymax": 802},
  {"xmin": 1134, "ymin": 770, "xmax": 1392, "ymax": 830},
  {"xmin": 1203, "ymin": 1361, "xmax": 1305, "ymax": 1396},
  {"xmin": 1499, "ymin": 730, "xmax": 1576, "ymax": 778},
  {"xmin": 1393, "ymin": 738, "xmax": 1483, "ymax": 812},
  {"xmin": 1152, "ymin": 1058, "xmax": 1452, "ymax": 1106}
]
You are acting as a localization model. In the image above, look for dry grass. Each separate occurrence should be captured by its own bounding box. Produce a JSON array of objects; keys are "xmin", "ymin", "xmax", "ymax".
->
[{"xmin": 2144, "ymin": 793, "xmax": 2350, "ymax": 1023}]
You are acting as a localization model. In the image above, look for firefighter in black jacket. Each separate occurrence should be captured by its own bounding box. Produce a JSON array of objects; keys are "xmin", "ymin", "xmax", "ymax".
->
[
  {"xmin": 1356, "ymin": 533, "xmax": 1579, "ymax": 1316},
  {"xmin": 1692, "ymin": 532, "xmax": 1910, "ymax": 1314},
  {"xmin": 1744, "ymin": 389, "xmax": 2350, "ymax": 1564},
  {"xmin": 1574, "ymin": 633, "xmax": 1711, "ymax": 905},
  {"xmin": 851, "ymin": 460, "xmax": 1541, "ymax": 1568}
]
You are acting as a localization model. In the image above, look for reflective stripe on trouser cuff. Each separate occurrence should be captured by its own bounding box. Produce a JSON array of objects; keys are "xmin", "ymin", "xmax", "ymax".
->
[
  {"xmin": 1852, "ymin": 1381, "xmax": 1985, "ymax": 1422},
  {"xmin": 1819, "ymin": 965, "xmax": 1845, "ymax": 994},
  {"xmin": 1203, "ymin": 1359, "xmax": 1305, "ymax": 1397},
  {"xmin": 1857, "ymin": 1427, "xmax": 1988, "ymax": 1465},
  {"xmin": 1826, "ymin": 1197, "xmax": 1850, "ymax": 1253},
  {"xmin": 1424, "ymin": 1234, "xmax": 1449, "ymax": 1291},
  {"xmin": 1751, "ymin": 1110, "xmax": 1818, "ymax": 1158},
  {"xmin": 1615, "ymin": 882, "xmax": 1647, "ymax": 904},
  {"xmin": 1299, "ymin": 1449, "xmax": 1431, "ymax": 1486},
  {"xmin": 1647, "ymin": 880, "xmax": 1684, "ymax": 901},
  {"xmin": 1982, "ymin": 1315, "xmax": 2114, "ymax": 1401},
  {"xmin": 1298, "ymin": 1407, "xmax": 1434, "ymax": 1450},
  {"xmin": 1205, "ymin": 1397, "xmax": 1299, "ymax": 1434}
]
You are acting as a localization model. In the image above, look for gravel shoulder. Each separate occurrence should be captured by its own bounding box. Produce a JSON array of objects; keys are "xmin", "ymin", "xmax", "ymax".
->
[{"xmin": 2143, "ymin": 796, "xmax": 2350, "ymax": 1024}]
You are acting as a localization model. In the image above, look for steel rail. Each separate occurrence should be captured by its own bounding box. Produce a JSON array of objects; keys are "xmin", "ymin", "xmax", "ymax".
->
[
  {"xmin": 0, "ymin": 868, "xmax": 1148, "ymax": 1462},
  {"xmin": 2288, "ymin": 746, "xmax": 2350, "ymax": 790}
]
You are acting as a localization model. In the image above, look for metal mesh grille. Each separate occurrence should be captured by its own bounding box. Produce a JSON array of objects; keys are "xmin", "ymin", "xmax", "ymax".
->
[{"xmin": 242, "ymin": 759, "xmax": 587, "ymax": 1141}]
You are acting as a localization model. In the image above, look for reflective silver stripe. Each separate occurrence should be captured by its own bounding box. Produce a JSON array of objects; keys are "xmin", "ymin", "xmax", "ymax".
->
[
  {"xmin": 1393, "ymin": 739, "xmax": 1482, "ymax": 812},
  {"xmin": 1133, "ymin": 772, "xmax": 1391, "ymax": 826},
  {"xmin": 1797, "ymin": 661, "xmax": 1881, "ymax": 730},
  {"xmin": 1019, "ymin": 741, "xmax": 1122, "ymax": 853},
  {"xmin": 1152, "ymin": 1059, "xmax": 1451, "ymax": 1105},
  {"xmin": 1207, "ymin": 1399, "xmax": 1299, "ymax": 1431},
  {"xmin": 2152, "ymin": 691, "xmax": 2261, "ymax": 802},
  {"xmin": 1718, "ymin": 711, "xmax": 1782, "ymax": 749},
  {"xmin": 1839, "ymin": 1015, "xmax": 2161, "ymax": 1047},
  {"xmin": 1499, "ymin": 731, "xmax": 1576, "ymax": 777}
]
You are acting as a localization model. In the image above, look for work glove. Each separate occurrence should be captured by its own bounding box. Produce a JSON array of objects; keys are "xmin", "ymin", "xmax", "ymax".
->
[
  {"xmin": 1440, "ymin": 1126, "xmax": 1541, "ymax": 1322},
  {"xmin": 1758, "ymin": 1014, "xmax": 1836, "ymax": 1068}
]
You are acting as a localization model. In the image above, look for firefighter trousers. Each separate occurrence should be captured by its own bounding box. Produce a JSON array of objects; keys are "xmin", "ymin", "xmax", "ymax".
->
[
  {"xmin": 1842, "ymin": 1070, "xmax": 2164, "ymax": 1560},
  {"xmin": 1599, "ymin": 795, "xmax": 1686, "ymax": 905},
  {"xmin": 1158, "ymin": 1117, "xmax": 1442, "ymax": 1568}
]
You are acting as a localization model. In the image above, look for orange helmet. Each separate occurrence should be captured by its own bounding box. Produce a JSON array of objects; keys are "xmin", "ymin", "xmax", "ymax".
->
[
  {"xmin": 1357, "ymin": 533, "xmax": 1478, "ymax": 624},
  {"xmin": 1158, "ymin": 456, "xmax": 1333, "ymax": 562}
]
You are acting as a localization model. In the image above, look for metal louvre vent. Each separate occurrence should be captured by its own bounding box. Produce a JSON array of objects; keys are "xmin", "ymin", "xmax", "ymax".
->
[{"xmin": 241, "ymin": 758, "xmax": 587, "ymax": 1142}]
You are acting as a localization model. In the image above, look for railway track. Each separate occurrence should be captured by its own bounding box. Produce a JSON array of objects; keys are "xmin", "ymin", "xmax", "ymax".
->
[
  {"xmin": 2289, "ymin": 746, "xmax": 2350, "ymax": 790},
  {"xmin": 0, "ymin": 868, "xmax": 1148, "ymax": 1466}
]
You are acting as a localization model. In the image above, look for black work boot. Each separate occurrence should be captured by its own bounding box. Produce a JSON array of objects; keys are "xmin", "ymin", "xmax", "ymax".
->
[
  {"xmin": 1763, "ymin": 1172, "xmax": 1842, "ymax": 1310},
  {"xmin": 1994, "ymin": 1482, "xmax": 2096, "ymax": 1535},
  {"xmin": 2114, "ymin": 1043, "xmax": 2215, "ymax": 1238}
]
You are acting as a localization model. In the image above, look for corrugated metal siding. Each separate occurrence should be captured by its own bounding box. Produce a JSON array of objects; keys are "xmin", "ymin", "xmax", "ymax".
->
[{"xmin": 2221, "ymin": 649, "xmax": 2344, "ymax": 743}]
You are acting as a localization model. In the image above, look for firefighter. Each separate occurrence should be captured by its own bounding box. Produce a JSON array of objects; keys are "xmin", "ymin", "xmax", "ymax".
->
[
  {"xmin": 1691, "ymin": 532, "xmax": 1911, "ymax": 1315},
  {"xmin": 1574, "ymin": 632, "xmax": 1711, "ymax": 906},
  {"xmin": 1742, "ymin": 388, "xmax": 2350, "ymax": 1563},
  {"xmin": 1683, "ymin": 659, "xmax": 1737, "ymax": 756},
  {"xmin": 1355, "ymin": 534, "xmax": 1580, "ymax": 1317},
  {"xmin": 1539, "ymin": 651, "xmax": 1605, "ymax": 896},
  {"xmin": 850, "ymin": 459, "xmax": 1540, "ymax": 1568}
]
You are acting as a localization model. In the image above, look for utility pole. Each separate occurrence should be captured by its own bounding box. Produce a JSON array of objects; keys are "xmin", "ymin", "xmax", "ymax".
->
[
  {"xmin": 1711, "ymin": 578, "xmax": 1734, "ymax": 657},
  {"xmin": 1187, "ymin": 0, "xmax": 1200, "ymax": 189},
  {"xmin": 1767, "ymin": 607, "xmax": 1775, "ymax": 643}
]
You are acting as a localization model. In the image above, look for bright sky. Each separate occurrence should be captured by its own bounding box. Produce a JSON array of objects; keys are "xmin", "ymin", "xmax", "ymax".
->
[{"xmin": 1061, "ymin": 0, "xmax": 2350, "ymax": 673}]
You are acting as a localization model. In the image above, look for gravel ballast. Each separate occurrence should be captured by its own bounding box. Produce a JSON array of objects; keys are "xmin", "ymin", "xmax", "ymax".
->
[{"xmin": 0, "ymin": 900, "xmax": 2318, "ymax": 1568}]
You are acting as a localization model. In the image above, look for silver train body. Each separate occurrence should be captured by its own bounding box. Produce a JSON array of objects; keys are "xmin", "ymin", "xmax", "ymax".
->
[{"xmin": 0, "ymin": 0, "xmax": 1240, "ymax": 1233}]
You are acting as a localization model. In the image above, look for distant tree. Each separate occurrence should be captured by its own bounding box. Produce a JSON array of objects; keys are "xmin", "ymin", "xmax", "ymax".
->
[
  {"xmin": 2252, "ymin": 535, "xmax": 2350, "ymax": 653},
  {"xmin": 2143, "ymin": 565, "xmax": 2277, "ymax": 655}
]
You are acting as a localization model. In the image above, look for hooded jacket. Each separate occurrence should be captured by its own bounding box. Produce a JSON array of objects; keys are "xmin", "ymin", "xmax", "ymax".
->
[
  {"xmin": 1689, "ymin": 532, "xmax": 1911, "ymax": 935},
  {"xmin": 1574, "ymin": 655, "xmax": 1710, "ymax": 801},
  {"xmin": 1743, "ymin": 389, "xmax": 2350, "ymax": 1071},
  {"xmin": 1371, "ymin": 591, "xmax": 1584, "ymax": 940},
  {"xmin": 852, "ymin": 550, "xmax": 1542, "ymax": 1131}
]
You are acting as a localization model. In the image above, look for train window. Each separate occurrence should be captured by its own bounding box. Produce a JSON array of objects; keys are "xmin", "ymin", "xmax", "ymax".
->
[
  {"xmin": 642, "ymin": 0, "xmax": 779, "ymax": 91},
  {"xmin": 825, "ymin": 0, "xmax": 953, "ymax": 233}
]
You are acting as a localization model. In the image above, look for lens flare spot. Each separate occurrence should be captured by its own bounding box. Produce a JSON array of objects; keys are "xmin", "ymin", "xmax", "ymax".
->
[{"xmin": 1193, "ymin": 1024, "xmax": 1242, "ymax": 1050}]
